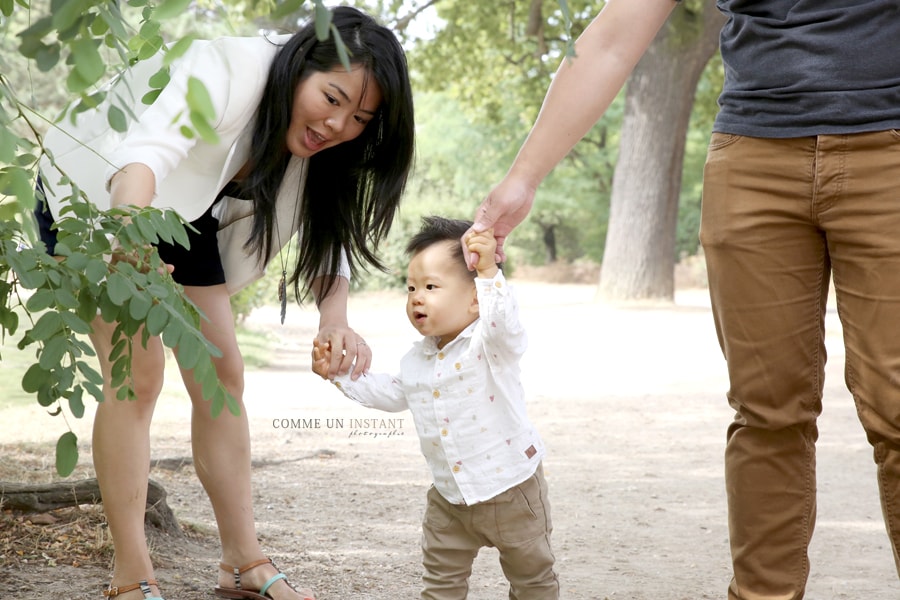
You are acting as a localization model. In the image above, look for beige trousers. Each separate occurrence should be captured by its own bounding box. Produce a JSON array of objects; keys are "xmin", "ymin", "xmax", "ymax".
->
[{"xmin": 419, "ymin": 463, "xmax": 558, "ymax": 600}]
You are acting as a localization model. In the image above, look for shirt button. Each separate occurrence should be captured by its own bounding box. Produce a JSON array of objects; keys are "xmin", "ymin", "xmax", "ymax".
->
[
  {"xmin": 437, "ymin": 351, "xmax": 445, "ymax": 360},
  {"xmin": 441, "ymin": 428, "xmax": 448, "ymax": 436},
  {"xmin": 452, "ymin": 465, "xmax": 461, "ymax": 473},
  {"xmin": 433, "ymin": 390, "xmax": 440, "ymax": 399},
  {"xmin": 494, "ymin": 281, "xmax": 502, "ymax": 288}
]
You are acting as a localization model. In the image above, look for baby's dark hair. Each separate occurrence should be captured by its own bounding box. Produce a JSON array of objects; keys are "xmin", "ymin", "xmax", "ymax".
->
[
  {"xmin": 406, "ymin": 216, "xmax": 503, "ymax": 277},
  {"xmin": 406, "ymin": 216, "xmax": 475, "ymax": 278}
]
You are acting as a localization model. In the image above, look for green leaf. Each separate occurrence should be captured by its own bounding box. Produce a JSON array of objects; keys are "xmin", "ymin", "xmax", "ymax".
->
[
  {"xmin": 137, "ymin": 35, "xmax": 164, "ymax": 61},
  {"xmin": 98, "ymin": 291, "xmax": 120, "ymax": 322},
  {"xmin": 128, "ymin": 293, "xmax": 152, "ymax": 320},
  {"xmin": 40, "ymin": 335, "xmax": 69, "ymax": 369},
  {"xmin": 134, "ymin": 213, "xmax": 158, "ymax": 243},
  {"xmin": 68, "ymin": 386, "xmax": 86, "ymax": 418},
  {"xmin": 162, "ymin": 36, "xmax": 194, "ymax": 66},
  {"xmin": 85, "ymin": 258, "xmax": 108, "ymax": 285},
  {"xmin": 37, "ymin": 382, "xmax": 60, "ymax": 407},
  {"xmin": 30, "ymin": 311, "xmax": 64, "ymax": 341},
  {"xmin": 22, "ymin": 363, "xmax": 50, "ymax": 393},
  {"xmin": 160, "ymin": 318, "xmax": 182, "ymax": 348},
  {"xmin": 149, "ymin": 210, "xmax": 172, "ymax": 243},
  {"xmin": 108, "ymin": 105, "xmax": 128, "ymax": 132},
  {"xmin": 51, "ymin": 0, "xmax": 88, "ymax": 32},
  {"xmin": 64, "ymin": 252, "xmax": 89, "ymax": 270},
  {"xmin": 56, "ymin": 432, "xmax": 79, "ymax": 477},
  {"xmin": 66, "ymin": 67, "xmax": 93, "ymax": 94},
  {"xmin": 109, "ymin": 337, "xmax": 129, "ymax": 363},
  {"xmin": 25, "ymin": 289, "xmax": 56, "ymax": 312},
  {"xmin": 70, "ymin": 38, "xmax": 105, "ymax": 86},
  {"xmin": 110, "ymin": 355, "xmax": 130, "ymax": 387},
  {"xmin": 141, "ymin": 89, "xmax": 162, "ymax": 106},
  {"xmin": 76, "ymin": 360, "xmax": 105, "ymax": 386},
  {"xmin": 0, "ymin": 0, "xmax": 14, "ymax": 17},
  {"xmin": 331, "ymin": 24, "xmax": 351, "ymax": 71},
  {"xmin": 149, "ymin": 66, "xmax": 171, "ymax": 88},
  {"xmin": 315, "ymin": 0, "xmax": 332, "ymax": 41},
  {"xmin": 0, "ymin": 128, "xmax": 19, "ymax": 164},
  {"xmin": 0, "ymin": 308, "xmax": 19, "ymax": 334},
  {"xmin": 175, "ymin": 333, "xmax": 200, "ymax": 370},
  {"xmin": 106, "ymin": 272, "xmax": 131, "ymax": 305},
  {"xmin": 84, "ymin": 381, "xmax": 104, "ymax": 404},
  {"xmin": 54, "ymin": 288, "xmax": 80, "ymax": 309},
  {"xmin": 186, "ymin": 76, "xmax": 216, "ymax": 122},
  {"xmin": 153, "ymin": 0, "xmax": 192, "ymax": 21},
  {"xmin": 271, "ymin": 0, "xmax": 303, "ymax": 19},
  {"xmin": 0, "ymin": 166, "xmax": 36, "ymax": 209},
  {"xmin": 60, "ymin": 311, "xmax": 93, "ymax": 334},
  {"xmin": 145, "ymin": 302, "xmax": 169, "ymax": 336},
  {"xmin": 165, "ymin": 211, "xmax": 190, "ymax": 249},
  {"xmin": 189, "ymin": 111, "xmax": 218, "ymax": 145}
]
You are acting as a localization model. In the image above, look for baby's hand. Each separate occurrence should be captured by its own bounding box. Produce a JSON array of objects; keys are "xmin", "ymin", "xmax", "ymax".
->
[
  {"xmin": 311, "ymin": 339, "xmax": 333, "ymax": 379},
  {"xmin": 465, "ymin": 229, "xmax": 498, "ymax": 277}
]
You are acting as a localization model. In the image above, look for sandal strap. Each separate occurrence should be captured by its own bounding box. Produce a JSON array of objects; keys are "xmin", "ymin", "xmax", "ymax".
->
[
  {"xmin": 103, "ymin": 579, "xmax": 159, "ymax": 598},
  {"xmin": 218, "ymin": 558, "xmax": 274, "ymax": 589},
  {"xmin": 259, "ymin": 573, "xmax": 287, "ymax": 597}
]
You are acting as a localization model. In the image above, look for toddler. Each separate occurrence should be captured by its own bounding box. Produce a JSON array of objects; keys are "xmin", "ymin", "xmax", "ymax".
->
[{"xmin": 312, "ymin": 216, "xmax": 558, "ymax": 599}]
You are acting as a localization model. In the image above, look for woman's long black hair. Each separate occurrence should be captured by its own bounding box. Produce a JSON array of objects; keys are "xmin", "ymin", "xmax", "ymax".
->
[{"xmin": 241, "ymin": 6, "xmax": 415, "ymax": 303}]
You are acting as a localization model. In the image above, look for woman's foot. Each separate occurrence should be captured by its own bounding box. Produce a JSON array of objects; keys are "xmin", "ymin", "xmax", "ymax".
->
[
  {"xmin": 102, "ymin": 579, "xmax": 163, "ymax": 599},
  {"xmin": 214, "ymin": 558, "xmax": 315, "ymax": 600}
]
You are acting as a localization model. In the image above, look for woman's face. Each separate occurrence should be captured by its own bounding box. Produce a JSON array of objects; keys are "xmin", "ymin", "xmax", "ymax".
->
[{"xmin": 286, "ymin": 66, "xmax": 382, "ymax": 158}]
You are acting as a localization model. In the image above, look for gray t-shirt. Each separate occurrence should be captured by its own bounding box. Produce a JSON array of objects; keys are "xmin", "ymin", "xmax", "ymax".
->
[{"xmin": 714, "ymin": 0, "xmax": 900, "ymax": 137}]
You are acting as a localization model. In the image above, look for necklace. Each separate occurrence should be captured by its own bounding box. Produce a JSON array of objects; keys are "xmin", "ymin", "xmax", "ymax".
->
[{"xmin": 273, "ymin": 173, "xmax": 303, "ymax": 325}]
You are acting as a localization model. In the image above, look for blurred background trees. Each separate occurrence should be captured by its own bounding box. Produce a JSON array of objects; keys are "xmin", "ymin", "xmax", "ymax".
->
[{"xmin": 1, "ymin": 0, "xmax": 724, "ymax": 470}]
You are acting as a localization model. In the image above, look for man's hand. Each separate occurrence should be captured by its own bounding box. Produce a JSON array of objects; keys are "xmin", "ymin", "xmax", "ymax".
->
[{"xmin": 463, "ymin": 176, "xmax": 536, "ymax": 269}]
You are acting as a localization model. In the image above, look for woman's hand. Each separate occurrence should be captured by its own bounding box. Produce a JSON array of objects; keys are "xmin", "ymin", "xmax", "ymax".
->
[{"xmin": 314, "ymin": 323, "xmax": 370, "ymax": 380}]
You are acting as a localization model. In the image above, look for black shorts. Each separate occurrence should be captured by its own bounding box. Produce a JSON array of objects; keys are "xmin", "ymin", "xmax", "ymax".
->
[{"xmin": 34, "ymin": 178, "xmax": 226, "ymax": 287}]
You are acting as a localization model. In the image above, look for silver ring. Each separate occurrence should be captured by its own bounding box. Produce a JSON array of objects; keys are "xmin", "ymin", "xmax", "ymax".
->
[{"xmin": 357, "ymin": 341, "xmax": 367, "ymax": 346}]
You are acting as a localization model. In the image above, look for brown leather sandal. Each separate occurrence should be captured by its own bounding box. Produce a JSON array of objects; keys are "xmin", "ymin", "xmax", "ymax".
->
[
  {"xmin": 213, "ymin": 558, "xmax": 315, "ymax": 600},
  {"xmin": 102, "ymin": 579, "xmax": 164, "ymax": 599}
]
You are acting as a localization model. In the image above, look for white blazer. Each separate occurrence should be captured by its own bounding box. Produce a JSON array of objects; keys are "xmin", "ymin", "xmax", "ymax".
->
[{"xmin": 39, "ymin": 34, "xmax": 349, "ymax": 295}]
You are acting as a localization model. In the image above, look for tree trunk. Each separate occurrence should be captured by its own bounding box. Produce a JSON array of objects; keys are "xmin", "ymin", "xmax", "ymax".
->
[
  {"xmin": 598, "ymin": 2, "xmax": 723, "ymax": 302},
  {"xmin": 0, "ymin": 478, "xmax": 182, "ymax": 537}
]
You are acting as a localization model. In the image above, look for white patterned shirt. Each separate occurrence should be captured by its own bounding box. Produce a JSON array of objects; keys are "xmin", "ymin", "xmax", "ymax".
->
[{"xmin": 331, "ymin": 270, "xmax": 545, "ymax": 505}]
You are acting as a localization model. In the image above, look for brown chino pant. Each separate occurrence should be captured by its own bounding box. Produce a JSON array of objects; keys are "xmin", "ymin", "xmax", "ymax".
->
[
  {"xmin": 419, "ymin": 464, "xmax": 558, "ymax": 600},
  {"xmin": 701, "ymin": 130, "xmax": 900, "ymax": 600}
]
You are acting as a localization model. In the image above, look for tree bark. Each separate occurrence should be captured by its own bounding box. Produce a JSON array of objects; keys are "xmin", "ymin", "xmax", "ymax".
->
[
  {"xmin": 598, "ymin": 2, "xmax": 723, "ymax": 302},
  {"xmin": 0, "ymin": 478, "xmax": 182, "ymax": 537}
]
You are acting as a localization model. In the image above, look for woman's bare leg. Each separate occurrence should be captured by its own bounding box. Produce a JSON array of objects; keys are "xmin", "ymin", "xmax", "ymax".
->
[
  {"xmin": 91, "ymin": 316, "xmax": 166, "ymax": 598},
  {"xmin": 179, "ymin": 284, "xmax": 311, "ymax": 599}
]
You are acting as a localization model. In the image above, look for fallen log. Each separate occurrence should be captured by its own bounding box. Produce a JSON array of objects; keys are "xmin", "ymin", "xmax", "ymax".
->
[{"xmin": 0, "ymin": 478, "xmax": 182, "ymax": 536}]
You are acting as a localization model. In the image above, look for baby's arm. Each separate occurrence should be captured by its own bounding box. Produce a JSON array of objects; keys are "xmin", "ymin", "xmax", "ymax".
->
[
  {"xmin": 465, "ymin": 228, "xmax": 499, "ymax": 278},
  {"xmin": 311, "ymin": 339, "xmax": 408, "ymax": 412}
]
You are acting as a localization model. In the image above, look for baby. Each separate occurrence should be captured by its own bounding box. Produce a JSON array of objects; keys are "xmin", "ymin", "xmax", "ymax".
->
[{"xmin": 312, "ymin": 216, "xmax": 558, "ymax": 598}]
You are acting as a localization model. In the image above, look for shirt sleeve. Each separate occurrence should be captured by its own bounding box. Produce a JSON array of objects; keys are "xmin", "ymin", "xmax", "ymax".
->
[
  {"xmin": 103, "ymin": 38, "xmax": 264, "ymax": 194},
  {"xmin": 474, "ymin": 269, "xmax": 527, "ymax": 369},
  {"xmin": 331, "ymin": 371, "xmax": 409, "ymax": 413}
]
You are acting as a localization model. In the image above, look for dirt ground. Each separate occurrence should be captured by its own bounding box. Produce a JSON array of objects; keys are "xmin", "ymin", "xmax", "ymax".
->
[{"xmin": 1, "ymin": 281, "xmax": 899, "ymax": 599}]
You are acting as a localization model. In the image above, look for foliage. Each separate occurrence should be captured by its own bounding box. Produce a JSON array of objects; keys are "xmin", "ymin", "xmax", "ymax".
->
[
  {"xmin": 0, "ymin": 0, "xmax": 335, "ymax": 476},
  {"xmin": 407, "ymin": 0, "xmax": 722, "ymax": 270}
]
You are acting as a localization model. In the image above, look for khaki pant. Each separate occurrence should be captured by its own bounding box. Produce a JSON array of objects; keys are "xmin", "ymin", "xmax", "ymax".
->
[
  {"xmin": 701, "ymin": 131, "xmax": 900, "ymax": 599},
  {"xmin": 420, "ymin": 464, "xmax": 558, "ymax": 600}
]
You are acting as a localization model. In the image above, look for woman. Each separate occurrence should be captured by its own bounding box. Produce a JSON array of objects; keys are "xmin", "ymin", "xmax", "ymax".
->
[{"xmin": 38, "ymin": 7, "xmax": 414, "ymax": 600}]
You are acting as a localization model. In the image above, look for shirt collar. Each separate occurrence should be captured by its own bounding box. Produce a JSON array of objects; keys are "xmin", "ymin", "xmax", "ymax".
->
[{"xmin": 419, "ymin": 319, "xmax": 479, "ymax": 357}]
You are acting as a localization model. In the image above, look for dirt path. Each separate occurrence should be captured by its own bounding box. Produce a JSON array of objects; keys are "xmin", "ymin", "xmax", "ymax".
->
[{"xmin": 1, "ymin": 282, "xmax": 898, "ymax": 599}]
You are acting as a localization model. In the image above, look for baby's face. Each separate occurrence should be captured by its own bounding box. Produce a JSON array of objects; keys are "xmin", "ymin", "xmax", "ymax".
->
[{"xmin": 405, "ymin": 241, "xmax": 478, "ymax": 348}]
